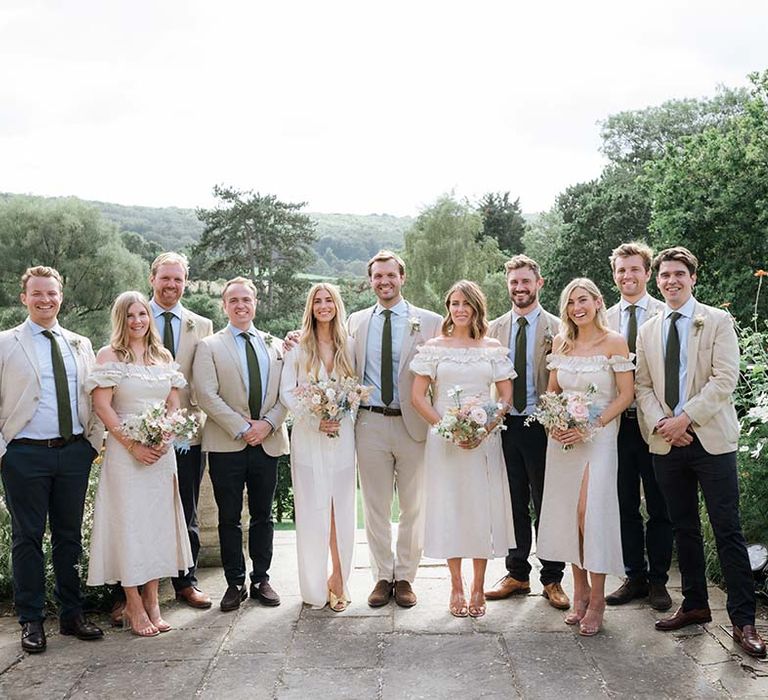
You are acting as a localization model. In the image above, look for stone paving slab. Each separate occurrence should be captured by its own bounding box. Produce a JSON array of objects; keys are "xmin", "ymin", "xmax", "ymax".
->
[{"xmin": 0, "ymin": 529, "xmax": 765, "ymax": 698}]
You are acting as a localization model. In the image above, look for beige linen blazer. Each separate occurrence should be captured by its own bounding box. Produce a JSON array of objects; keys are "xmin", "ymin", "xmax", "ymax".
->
[
  {"xmin": 347, "ymin": 301, "xmax": 442, "ymax": 442},
  {"xmin": 173, "ymin": 306, "xmax": 214, "ymax": 446},
  {"xmin": 635, "ymin": 300, "xmax": 740, "ymax": 456},
  {"xmin": 487, "ymin": 306, "xmax": 560, "ymax": 398},
  {"xmin": 193, "ymin": 328, "xmax": 289, "ymax": 457},
  {"xmin": 0, "ymin": 320, "xmax": 103, "ymax": 459}
]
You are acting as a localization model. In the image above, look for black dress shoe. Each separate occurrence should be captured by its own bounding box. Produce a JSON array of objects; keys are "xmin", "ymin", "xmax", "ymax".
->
[
  {"xmin": 21, "ymin": 621, "xmax": 46, "ymax": 653},
  {"xmin": 648, "ymin": 583, "xmax": 673, "ymax": 611},
  {"xmin": 220, "ymin": 584, "xmax": 247, "ymax": 612},
  {"xmin": 605, "ymin": 577, "xmax": 648, "ymax": 606},
  {"xmin": 60, "ymin": 614, "xmax": 104, "ymax": 640},
  {"xmin": 250, "ymin": 580, "xmax": 281, "ymax": 607}
]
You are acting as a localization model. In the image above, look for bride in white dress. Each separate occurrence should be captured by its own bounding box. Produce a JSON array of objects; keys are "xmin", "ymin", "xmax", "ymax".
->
[
  {"xmin": 87, "ymin": 291, "xmax": 193, "ymax": 638},
  {"xmin": 536, "ymin": 278, "xmax": 634, "ymax": 637},
  {"xmin": 280, "ymin": 283, "xmax": 356, "ymax": 611},
  {"xmin": 411, "ymin": 280, "xmax": 516, "ymax": 618}
]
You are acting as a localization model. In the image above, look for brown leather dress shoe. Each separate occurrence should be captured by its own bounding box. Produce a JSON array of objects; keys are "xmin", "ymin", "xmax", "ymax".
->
[
  {"xmin": 733, "ymin": 624, "xmax": 767, "ymax": 658},
  {"xmin": 542, "ymin": 582, "xmax": 571, "ymax": 610},
  {"xmin": 176, "ymin": 586, "xmax": 213, "ymax": 609},
  {"xmin": 368, "ymin": 580, "xmax": 394, "ymax": 607},
  {"xmin": 485, "ymin": 576, "xmax": 530, "ymax": 600},
  {"xmin": 605, "ymin": 577, "xmax": 648, "ymax": 606},
  {"xmin": 655, "ymin": 606, "xmax": 712, "ymax": 631},
  {"xmin": 394, "ymin": 580, "xmax": 417, "ymax": 608},
  {"xmin": 648, "ymin": 583, "xmax": 673, "ymax": 611},
  {"xmin": 250, "ymin": 581, "xmax": 281, "ymax": 607}
]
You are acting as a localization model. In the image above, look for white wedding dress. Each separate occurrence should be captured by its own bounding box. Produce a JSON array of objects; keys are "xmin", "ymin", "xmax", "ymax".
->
[
  {"xmin": 410, "ymin": 345, "xmax": 516, "ymax": 559},
  {"xmin": 536, "ymin": 354, "xmax": 633, "ymax": 576},
  {"xmin": 85, "ymin": 362, "xmax": 193, "ymax": 587},
  {"xmin": 280, "ymin": 344, "xmax": 356, "ymax": 608}
]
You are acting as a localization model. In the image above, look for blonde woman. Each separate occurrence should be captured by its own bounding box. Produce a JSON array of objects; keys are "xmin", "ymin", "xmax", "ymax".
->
[
  {"xmin": 280, "ymin": 283, "xmax": 357, "ymax": 611},
  {"xmin": 86, "ymin": 291, "xmax": 193, "ymax": 637},
  {"xmin": 536, "ymin": 278, "xmax": 634, "ymax": 636},
  {"xmin": 411, "ymin": 280, "xmax": 516, "ymax": 618}
]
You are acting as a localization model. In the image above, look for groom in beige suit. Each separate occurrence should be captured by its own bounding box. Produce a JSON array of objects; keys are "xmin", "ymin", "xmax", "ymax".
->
[
  {"xmin": 194, "ymin": 277, "xmax": 289, "ymax": 612},
  {"xmin": 0, "ymin": 266, "xmax": 104, "ymax": 653},
  {"xmin": 484, "ymin": 255, "xmax": 568, "ymax": 610},
  {"xmin": 635, "ymin": 246, "xmax": 765, "ymax": 658},
  {"xmin": 148, "ymin": 252, "xmax": 214, "ymax": 609},
  {"xmin": 604, "ymin": 242, "xmax": 672, "ymax": 611},
  {"xmin": 348, "ymin": 250, "xmax": 441, "ymax": 608}
]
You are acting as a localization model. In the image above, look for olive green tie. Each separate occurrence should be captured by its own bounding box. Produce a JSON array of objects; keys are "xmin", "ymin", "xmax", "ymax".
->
[
  {"xmin": 381, "ymin": 309, "xmax": 393, "ymax": 406},
  {"xmin": 664, "ymin": 312, "xmax": 682, "ymax": 412},
  {"xmin": 162, "ymin": 311, "xmax": 176, "ymax": 359},
  {"xmin": 513, "ymin": 317, "xmax": 528, "ymax": 413},
  {"xmin": 240, "ymin": 332, "xmax": 262, "ymax": 419},
  {"xmin": 627, "ymin": 304, "xmax": 638, "ymax": 355},
  {"xmin": 41, "ymin": 330, "xmax": 73, "ymax": 440}
]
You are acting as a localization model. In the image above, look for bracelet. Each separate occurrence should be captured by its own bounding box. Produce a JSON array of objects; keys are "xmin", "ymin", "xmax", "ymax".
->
[{"xmin": 127, "ymin": 441, "xmax": 135, "ymax": 454}]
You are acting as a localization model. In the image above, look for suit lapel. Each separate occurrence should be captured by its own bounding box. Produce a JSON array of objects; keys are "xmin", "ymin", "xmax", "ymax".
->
[
  {"xmin": 355, "ymin": 307, "xmax": 374, "ymax": 376},
  {"xmin": 16, "ymin": 324, "xmax": 42, "ymax": 384},
  {"xmin": 533, "ymin": 312, "xmax": 551, "ymax": 376},
  {"xmin": 258, "ymin": 330, "xmax": 281, "ymax": 408},
  {"xmin": 222, "ymin": 330, "xmax": 246, "ymax": 383},
  {"xmin": 606, "ymin": 305, "xmax": 621, "ymax": 333},
  {"xmin": 176, "ymin": 306, "xmax": 192, "ymax": 364},
  {"xmin": 398, "ymin": 303, "xmax": 417, "ymax": 378},
  {"xmin": 496, "ymin": 311, "xmax": 512, "ymax": 347},
  {"xmin": 684, "ymin": 302, "xmax": 703, "ymax": 399}
]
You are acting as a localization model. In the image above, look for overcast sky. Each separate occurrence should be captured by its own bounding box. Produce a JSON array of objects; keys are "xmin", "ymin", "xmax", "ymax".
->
[{"xmin": 1, "ymin": 1, "xmax": 766, "ymax": 216}]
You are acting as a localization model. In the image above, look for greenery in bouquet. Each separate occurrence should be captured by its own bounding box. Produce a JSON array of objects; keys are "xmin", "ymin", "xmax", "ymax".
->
[
  {"xmin": 525, "ymin": 384, "xmax": 600, "ymax": 451},
  {"xmin": 433, "ymin": 385, "xmax": 506, "ymax": 447},
  {"xmin": 120, "ymin": 401, "xmax": 200, "ymax": 452},
  {"xmin": 293, "ymin": 377, "xmax": 373, "ymax": 438}
]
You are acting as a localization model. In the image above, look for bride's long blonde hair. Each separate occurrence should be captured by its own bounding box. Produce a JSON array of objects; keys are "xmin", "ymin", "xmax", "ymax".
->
[
  {"xmin": 109, "ymin": 291, "xmax": 172, "ymax": 365},
  {"xmin": 557, "ymin": 278, "xmax": 608, "ymax": 354},
  {"xmin": 299, "ymin": 283, "xmax": 355, "ymax": 379}
]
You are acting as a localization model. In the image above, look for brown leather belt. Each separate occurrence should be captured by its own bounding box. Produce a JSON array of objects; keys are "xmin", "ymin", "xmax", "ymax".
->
[
  {"xmin": 360, "ymin": 405, "xmax": 402, "ymax": 417},
  {"xmin": 10, "ymin": 435, "xmax": 84, "ymax": 448}
]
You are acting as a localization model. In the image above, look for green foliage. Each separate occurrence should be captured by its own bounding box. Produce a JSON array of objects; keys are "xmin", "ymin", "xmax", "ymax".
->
[
  {"xmin": 403, "ymin": 194, "xmax": 507, "ymax": 314},
  {"xmin": 642, "ymin": 71, "xmax": 768, "ymax": 324},
  {"xmin": 0, "ymin": 196, "xmax": 147, "ymax": 345},
  {"xmin": 191, "ymin": 185, "xmax": 317, "ymax": 321},
  {"xmin": 477, "ymin": 192, "xmax": 527, "ymax": 255},
  {"xmin": 121, "ymin": 230, "xmax": 163, "ymax": 265},
  {"xmin": 182, "ymin": 292, "xmax": 228, "ymax": 331}
]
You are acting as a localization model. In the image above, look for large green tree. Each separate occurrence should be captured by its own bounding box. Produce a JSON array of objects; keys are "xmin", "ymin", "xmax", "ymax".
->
[
  {"xmin": 0, "ymin": 196, "xmax": 147, "ymax": 343},
  {"xmin": 192, "ymin": 185, "xmax": 317, "ymax": 318},
  {"xmin": 477, "ymin": 192, "xmax": 527, "ymax": 255},
  {"xmin": 402, "ymin": 194, "xmax": 508, "ymax": 318},
  {"xmin": 643, "ymin": 71, "xmax": 768, "ymax": 322}
]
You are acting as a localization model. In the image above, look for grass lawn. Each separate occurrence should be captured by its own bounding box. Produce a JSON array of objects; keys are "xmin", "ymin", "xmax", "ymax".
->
[{"xmin": 274, "ymin": 487, "xmax": 400, "ymax": 530}]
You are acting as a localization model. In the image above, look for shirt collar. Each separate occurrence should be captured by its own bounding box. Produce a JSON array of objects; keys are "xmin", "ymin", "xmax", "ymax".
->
[
  {"xmin": 511, "ymin": 306, "xmax": 541, "ymax": 324},
  {"xmin": 27, "ymin": 318, "xmax": 62, "ymax": 336},
  {"xmin": 228, "ymin": 322, "xmax": 256, "ymax": 339},
  {"xmin": 375, "ymin": 298, "xmax": 408, "ymax": 317},
  {"xmin": 620, "ymin": 294, "xmax": 650, "ymax": 311},
  {"xmin": 665, "ymin": 295, "xmax": 696, "ymax": 320},
  {"xmin": 150, "ymin": 298, "xmax": 183, "ymax": 319}
]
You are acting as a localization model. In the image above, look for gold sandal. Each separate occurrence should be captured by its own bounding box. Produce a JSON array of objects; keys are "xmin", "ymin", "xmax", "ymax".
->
[{"xmin": 328, "ymin": 589, "xmax": 350, "ymax": 613}]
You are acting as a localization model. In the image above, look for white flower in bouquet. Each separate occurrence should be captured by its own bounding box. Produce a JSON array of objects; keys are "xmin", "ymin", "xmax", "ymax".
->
[
  {"xmin": 294, "ymin": 377, "xmax": 373, "ymax": 438},
  {"xmin": 433, "ymin": 385, "xmax": 506, "ymax": 448},
  {"xmin": 120, "ymin": 401, "xmax": 200, "ymax": 458},
  {"xmin": 525, "ymin": 384, "xmax": 600, "ymax": 451}
]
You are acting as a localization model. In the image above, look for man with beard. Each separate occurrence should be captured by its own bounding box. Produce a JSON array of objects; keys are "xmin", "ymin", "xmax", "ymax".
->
[{"xmin": 485, "ymin": 255, "xmax": 569, "ymax": 610}]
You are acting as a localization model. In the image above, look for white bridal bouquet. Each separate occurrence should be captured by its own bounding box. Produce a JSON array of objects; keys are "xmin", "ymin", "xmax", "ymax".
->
[
  {"xmin": 525, "ymin": 384, "xmax": 600, "ymax": 451},
  {"xmin": 293, "ymin": 377, "xmax": 373, "ymax": 438},
  {"xmin": 120, "ymin": 401, "xmax": 200, "ymax": 454},
  {"xmin": 433, "ymin": 385, "xmax": 506, "ymax": 447}
]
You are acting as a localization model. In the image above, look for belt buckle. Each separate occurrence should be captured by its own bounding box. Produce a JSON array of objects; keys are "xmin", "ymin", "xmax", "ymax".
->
[
  {"xmin": 46, "ymin": 438, "xmax": 58, "ymax": 448},
  {"xmin": 383, "ymin": 407, "xmax": 398, "ymax": 417}
]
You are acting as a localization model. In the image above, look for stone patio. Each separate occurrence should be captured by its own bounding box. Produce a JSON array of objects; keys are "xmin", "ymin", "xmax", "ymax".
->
[{"xmin": 0, "ymin": 529, "xmax": 767, "ymax": 698}]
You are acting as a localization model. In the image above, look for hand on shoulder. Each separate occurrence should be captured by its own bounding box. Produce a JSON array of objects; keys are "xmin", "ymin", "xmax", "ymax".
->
[{"xmin": 96, "ymin": 346, "xmax": 119, "ymax": 364}]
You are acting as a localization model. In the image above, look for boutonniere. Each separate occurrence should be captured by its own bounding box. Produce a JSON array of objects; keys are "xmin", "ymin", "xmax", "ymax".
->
[
  {"xmin": 542, "ymin": 328, "xmax": 554, "ymax": 348},
  {"xmin": 408, "ymin": 317, "xmax": 421, "ymax": 335},
  {"xmin": 263, "ymin": 334, "xmax": 274, "ymax": 347},
  {"xmin": 186, "ymin": 318, "xmax": 196, "ymax": 330},
  {"xmin": 70, "ymin": 338, "xmax": 82, "ymax": 352},
  {"xmin": 693, "ymin": 315, "xmax": 705, "ymax": 334}
]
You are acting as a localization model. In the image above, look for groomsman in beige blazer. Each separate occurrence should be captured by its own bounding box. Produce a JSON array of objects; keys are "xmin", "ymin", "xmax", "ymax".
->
[
  {"xmin": 635, "ymin": 246, "xmax": 765, "ymax": 658},
  {"xmin": 194, "ymin": 277, "xmax": 289, "ymax": 612},
  {"xmin": 604, "ymin": 242, "xmax": 673, "ymax": 611},
  {"xmin": 484, "ymin": 255, "xmax": 568, "ymax": 610},
  {"xmin": 0, "ymin": 266, "xmax": 104, "ymax": 653},
  {"xmin": 148, "ymin": 252, "xmax": 214, "ymax": 608},
  {"xmin": 348, "ymin": 250, "xmax": 441, "ymax": 608}
]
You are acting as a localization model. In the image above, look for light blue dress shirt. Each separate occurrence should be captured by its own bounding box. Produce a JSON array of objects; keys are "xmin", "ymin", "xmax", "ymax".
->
[
  {"xmin": 228, "ymin": 323, "xmax": 270, "ymax": 406},
  {"xmin": 17, "ymin": 319, "xmax": 84, "ymax": 439},
  {"xmin": 363, "ymin": 299, "xmax": 408, "ymax": 408},
  {"xmin": 662, "ymin": 295, "xmax": 696, "ymax": 416},
  {"xmin": 618, "ymin": 293, "xmax": 650, "ymax": 338},
  {"xmin": 508, "ymin": 306, "xmax": 541, "ymax": 416},
  {"xmin": 150, "ymin": 299, "xmax": 182, "ymax": 355}
]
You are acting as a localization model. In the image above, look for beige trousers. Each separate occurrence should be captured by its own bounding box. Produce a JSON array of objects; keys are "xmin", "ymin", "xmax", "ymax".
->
[{"xmin": 355, "ymin": 411, "xmax": 426, "ymax": 583}]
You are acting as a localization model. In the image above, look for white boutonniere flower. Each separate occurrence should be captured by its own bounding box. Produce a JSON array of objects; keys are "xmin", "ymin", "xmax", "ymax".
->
[
  {"xmin": 70, "ymin": 338, "xmax": 82, "ymax": 352},
  {"xmin": 186, "ymin": 318, "xmax": 196, "ymax": 330},
  {"xmin": 263, "ymin": 334, "xmax": 274, "ymax": 347},
  {"xmin": 408, "ymin": 317, "xmax": 421, "ymax": 335},
  {"xmin": 542, "ymin": 328, "xmax": 554, "ymax": 348},
  {"xmin": 693, "ymin": 315, "xmax": 705, "ymax": 334}
]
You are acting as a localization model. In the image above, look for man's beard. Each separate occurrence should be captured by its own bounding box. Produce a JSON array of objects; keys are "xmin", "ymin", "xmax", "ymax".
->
[{"xmin": 510, "ymin": 291, "xmax": 537, "ymax": 311}]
